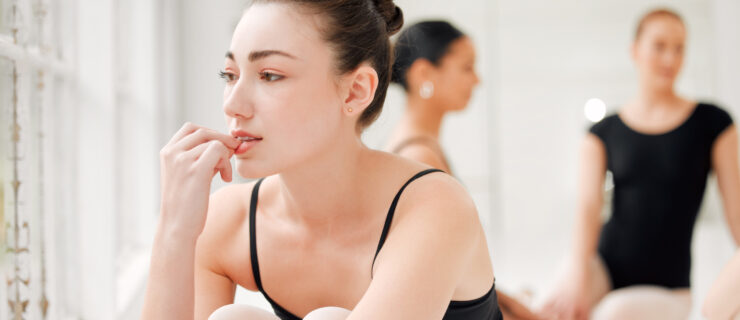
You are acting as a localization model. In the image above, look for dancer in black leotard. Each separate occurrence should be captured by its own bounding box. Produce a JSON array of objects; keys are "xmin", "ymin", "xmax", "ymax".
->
[
  {"xmin": 388, "ymin": 20, "xmax": 541, "ymax": 320},
  {"xmin": 541, "ymin": 8, "xmax": 740, "ymax": 320},
  {"xmin": 143, "ymin": 1, "xmax": 503, "ymax": 320},
  {"xmin": 592, "ymin": 103, "xmax": 732, "ymax": 290},
  {"xmin": 386, "ymin": 21, "xmax": 479, "ymax": 174}
]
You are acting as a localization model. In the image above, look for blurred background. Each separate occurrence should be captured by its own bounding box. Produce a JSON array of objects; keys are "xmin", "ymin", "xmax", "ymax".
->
[{"xmin": 0, "ymin": 0, "xmax": 738, "ymax": 319}]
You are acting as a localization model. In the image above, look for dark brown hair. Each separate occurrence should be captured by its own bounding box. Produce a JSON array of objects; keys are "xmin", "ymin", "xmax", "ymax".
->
[
  {"xmin": 251, "ymin": 0, "xmax": 404, "ymax": 130},
  {"xmin": 635, "ymin": 8, "xmax": 685, "ymax": 40},
  {"xmin": 392, "ymin": 21, "xmax": 465, "ymax": 90}
]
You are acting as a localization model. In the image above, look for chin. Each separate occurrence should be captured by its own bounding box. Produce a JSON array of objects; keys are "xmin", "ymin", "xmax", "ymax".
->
[
  {"xmin": 234, "ymin": 158, "xmax": 278, "ymax": 180},
  {"xmin": 446, "ymin": 99, "xmax": 468, "ymax": 111},
  {"xmin": 653, "ymin": 80, "xmax": 675, "ymax": 91}
]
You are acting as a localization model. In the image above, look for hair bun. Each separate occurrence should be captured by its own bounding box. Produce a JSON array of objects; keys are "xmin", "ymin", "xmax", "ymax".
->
[{"xmin": 373, "ymin": 0, "xmax": 404, "ymax": 35}]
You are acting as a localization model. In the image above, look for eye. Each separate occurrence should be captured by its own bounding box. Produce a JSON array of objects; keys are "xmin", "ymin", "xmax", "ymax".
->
[
  {"xmin": 260, "ymin": 71, "xmax": 284, "ymax": 82},
  {"xmin": 219, "ymin": 70, "xmax": 238, "ymax": 83}
]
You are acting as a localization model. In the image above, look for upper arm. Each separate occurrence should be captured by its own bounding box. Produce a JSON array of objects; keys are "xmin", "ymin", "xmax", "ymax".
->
[
  {"xmin": 712, "ymin": 125, "xmax": 740, "ymax": 245},
  {"xmin": 194, "ymin": 185, "xmax": 249, "ymax": 320},
  {"xmin": 349, "ymin": 175, "xmax": 481, "ymax": 320},
  {"xmin": 578, "ymin": 134, "xmax": 608, "ymax": 211},
  {"xmin": 397, "ymin": 145, "xmax": 450, "ymax": 173}
]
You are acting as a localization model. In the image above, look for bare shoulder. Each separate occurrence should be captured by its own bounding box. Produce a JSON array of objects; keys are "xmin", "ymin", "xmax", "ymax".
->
[
  {"xmin": 372, "ymin": 150, "xmax": 477, "ymax": 226},
  {"xmin": 196, "ymin": 181, "xmax": 258, "ymax": 275},
  {"xmin": 391, "ymin": 166, "xmax": 480, "ymax": 238},
  {"xmin": 204, "ymin": 182, "xmax": 256, "ymax": 236}
]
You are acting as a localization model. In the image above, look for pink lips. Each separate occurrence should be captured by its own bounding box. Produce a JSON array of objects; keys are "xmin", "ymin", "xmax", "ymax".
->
[{"xmin": 230, "ymin": 129, "xmax": 262, "ymax": 155}]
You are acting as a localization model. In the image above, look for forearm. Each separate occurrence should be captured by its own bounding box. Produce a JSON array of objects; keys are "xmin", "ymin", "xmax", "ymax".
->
[
  {"xmin": 725, "ymin": 205, "xmax": 740, "ymax": 247},
  {"xmin": 141, "ymin": 222, "xmax": 198, "ymax": 320},
  {"xmin": 703, "ymin": 251, "xmax": 740, "ymax": 320},
  {"xmin": 571, "ymin": 204, "xmax": 602, "ymax": 277}
]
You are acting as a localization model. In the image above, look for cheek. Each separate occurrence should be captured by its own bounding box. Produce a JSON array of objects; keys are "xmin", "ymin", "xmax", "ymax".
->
[
  {"xmin": 259, "ymin": 79, "xmax": 342, "ymax": 157},
  {"xmin": 636, "ymin": 51, "xmax": 659, "ymax": 73}
]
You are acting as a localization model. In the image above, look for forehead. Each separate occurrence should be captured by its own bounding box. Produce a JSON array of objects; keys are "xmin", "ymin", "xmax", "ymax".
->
[
  {"xmin": 641, "ymin": 16, "xmax": 686, "ymax": 41},
  {"xmin": 229, "ymin": 3, "xmax": 326, "ymax": 61},
  {"xmin": 444, "ymin": 37, "xmax": 476, "ymax": 59}
]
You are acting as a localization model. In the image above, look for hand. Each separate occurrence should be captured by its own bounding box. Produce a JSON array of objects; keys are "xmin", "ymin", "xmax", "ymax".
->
[
  {"xmin": 539, "ymin": 275, "xmax": 591, "ymax": 320},
  {"xmin": 158, "ymin": 122, "xmax": 241, "ymax": 241},
  {"xmin": 498, "ymin": 290, "xmax": 543, "ymax": 320}
]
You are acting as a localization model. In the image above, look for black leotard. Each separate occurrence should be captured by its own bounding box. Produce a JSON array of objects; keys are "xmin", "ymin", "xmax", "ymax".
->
[
  {"xmin": 589, "ymin": 103, "xmax": 733, "ymax": 289},
  {"xmin": 248, "ymin": 169, "xmax": 503, "ymax": 319}
]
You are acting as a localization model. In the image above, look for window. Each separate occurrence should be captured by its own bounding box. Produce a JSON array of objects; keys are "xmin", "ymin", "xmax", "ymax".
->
[{"xmin": 1, "ymin": 0, "xmax": 177, "ymax": 319}]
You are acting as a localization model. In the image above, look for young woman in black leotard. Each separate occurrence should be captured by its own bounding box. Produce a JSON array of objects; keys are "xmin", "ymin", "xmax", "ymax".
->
[
  {"xmin": 541, "ymin": 8, "xmax": 740, "ymax": 320},
  {"xmin": 141, "ymin": 1, "xmax": 502, "ymax": 320},
  {"xmin": 385, "ymin": 21, "xmax": 479, "ymax": 174},
  {"xmin": 387, "ymin": 20, "xmax": 541, "ymax": 320}
]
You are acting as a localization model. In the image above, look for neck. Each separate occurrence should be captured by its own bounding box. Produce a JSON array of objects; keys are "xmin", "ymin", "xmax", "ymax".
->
[
  {"xmin": 401, "ymin": 95, "xmax": 445, "ymax": 139},
  {"xmin": 275, "ymin": 131, "xmax": 371, "ymax": 233},
  {"xmin": 635, "ymin": 82, "xmax": 680, "ymax": 110}
]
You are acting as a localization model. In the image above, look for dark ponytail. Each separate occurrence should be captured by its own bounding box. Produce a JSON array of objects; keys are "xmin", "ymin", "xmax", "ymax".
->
[
  {"xmin": 252, "ymin": 0, "xmax": 404, "ymax": 130},
  {"xmin": 391, "ymin": 21, "xmax": 464, "ymax": 90}
]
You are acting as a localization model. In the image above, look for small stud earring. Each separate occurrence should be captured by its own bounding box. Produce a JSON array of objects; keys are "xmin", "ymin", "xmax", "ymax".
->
[
  {"xmin": 420, "ymin": 81, "xmax": 434, "ymax": 99},
  {"xmin": 348, "ymin": 108, "xmax": 353, "ymax": 113}
]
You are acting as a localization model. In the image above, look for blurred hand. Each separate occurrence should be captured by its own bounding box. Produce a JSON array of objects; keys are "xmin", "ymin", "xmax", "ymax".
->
[
  {"xmin": 498, "ymin": 290, "xmax": 544, "ymax": 320},
  {"xmin": 158, "ymin": 122, "xmax": 241, "ymax": 241},
  {"xmin": 539, "ymin": 273, "xmax": 591, "ymax": 320}
]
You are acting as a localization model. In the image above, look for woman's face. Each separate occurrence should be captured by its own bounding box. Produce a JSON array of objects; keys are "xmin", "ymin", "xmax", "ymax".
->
[
  {"xmin": 222, "ymin": 3, "xmax": 345, "ymax": 179},
  {"xmin": 632, "ymin": 16, "xmax": 686, "ymax": 91},
  {"xmin": 431, "ymin": 37, "xmax": 479, "ymax": 111}
]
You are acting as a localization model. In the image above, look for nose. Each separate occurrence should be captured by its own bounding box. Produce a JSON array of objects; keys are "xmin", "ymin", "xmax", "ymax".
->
[
  {"xmin": 661, "ymin": 50, "xmax": 681, "ymax": 69},
  {"xmin": 223, "ymin": 80, "xmax": 255, "ymax": 120}
]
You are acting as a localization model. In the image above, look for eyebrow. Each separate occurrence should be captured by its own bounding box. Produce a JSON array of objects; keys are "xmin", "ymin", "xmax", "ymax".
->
[{"xmin": 225, "ymin": 50, "xmax": 298, "ymax": 62}]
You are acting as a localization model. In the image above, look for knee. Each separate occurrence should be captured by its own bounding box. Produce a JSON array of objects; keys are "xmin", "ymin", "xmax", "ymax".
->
[
  {"xmin": 592, "ymin": 294, "xmax": 633, "ymax": 320},
  {"xmin": 209, "ymin": 304, "xmax": 278, "ymax": 320},
  {"xmin": 303, "ymin": 306, "xmax": 351, "ymax": 320},
  {"xmin": 591, "ymin": 287, "xmax": 690, "ymax": 320}
]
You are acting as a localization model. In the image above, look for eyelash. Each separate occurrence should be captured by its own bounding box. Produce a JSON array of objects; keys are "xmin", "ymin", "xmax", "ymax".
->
[
  {"xmin": 260, "ymin": 71, "xmax": 284, "ymax": 82},
  {"xmin": 218, "ymin": 70, "xmax": 284, "ymax": 83},
  {"xmin": 219, "ymin": 70, "xmax": 237, "ymax": 83}
]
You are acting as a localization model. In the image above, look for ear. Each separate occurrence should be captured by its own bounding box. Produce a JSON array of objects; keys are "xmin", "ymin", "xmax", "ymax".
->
[
  {"xmin": 630, "ymin": 41, "xmax": 638, "ymax": 62},
  {"xmin": 406, "ymin": 59, "xmax": 436, "ymax": 91},
  {"xmin": 342, "ymin": 64, "xmax": 378, "ymax": 116}
]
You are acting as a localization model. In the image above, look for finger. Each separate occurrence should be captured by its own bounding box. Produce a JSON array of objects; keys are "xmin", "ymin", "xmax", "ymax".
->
[
  {"xmin": 184, "ymin": 141, "xmax": 235, "ymax": 164},
  {"xmin": 539, "ymin": 301, "xmax": 556, "ymax": 315},
  {"xmin": 216, "ymin": 157, "xmax": 233, "ymax": 182},
  {"xmin": 197, "ymin": 141, "xmax": 234, "ymax": 177},
  {"xmin": 183, "ymin": 142, "xmax": 209, "ymax": 160},
  {"xmin": 167, "ymin": 122, "xmax": 199, "ymax": 145},
  {"xmin": 175, "ymin": 127, "xmax": 241, "ymax": 151},
  {"xmin": 576, "ymin": 309, "xmax": 589, "ymax": 320},
  {"xmin": 211, "ymin": 157, "xmax": 233, "ymax": 183},
  {"xmin": 179, "ymin": 140, "xmax": 233, "ymax": 182},
  {"xmin": 570, "ymin": 309, "xmax": 579, "ymax": 320}
]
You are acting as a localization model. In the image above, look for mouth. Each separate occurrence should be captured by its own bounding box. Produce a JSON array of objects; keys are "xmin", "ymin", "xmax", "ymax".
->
[
  {"xmin": 236, "ymin": 136, "xmax": 262, "ymax": 142},
  {"xmin": 231, "ymin": 129, "xmax": 263, "ymax": 155}
]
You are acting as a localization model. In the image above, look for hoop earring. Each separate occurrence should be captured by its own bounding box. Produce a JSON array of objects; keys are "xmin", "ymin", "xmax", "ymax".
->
[{"xmin": 420, "ymin": 81, "xmax": 434, "ymax": 99}]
